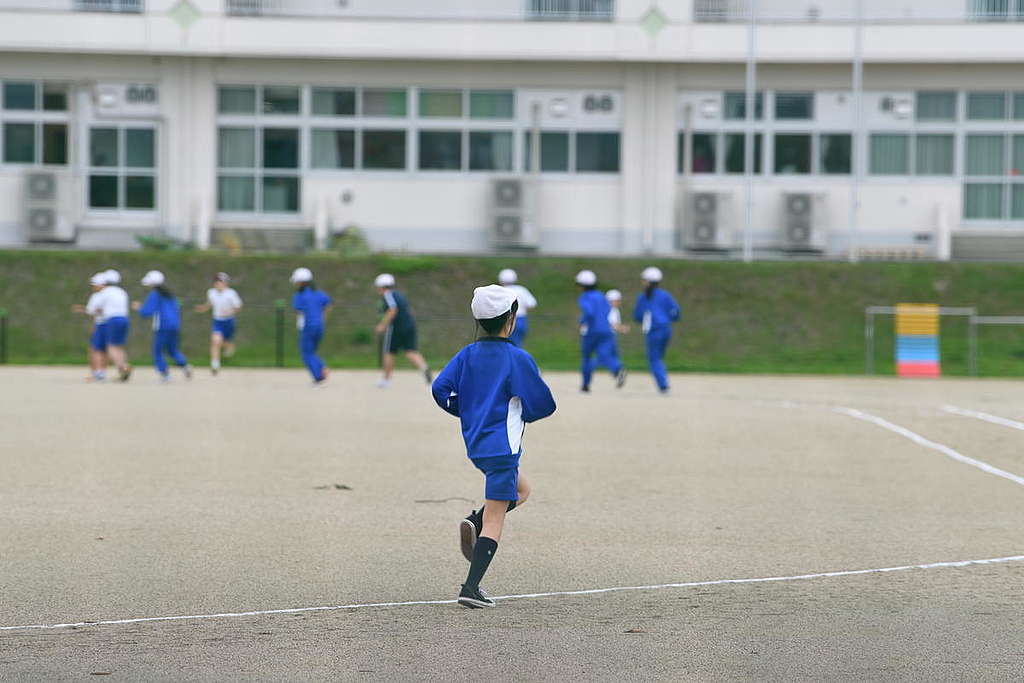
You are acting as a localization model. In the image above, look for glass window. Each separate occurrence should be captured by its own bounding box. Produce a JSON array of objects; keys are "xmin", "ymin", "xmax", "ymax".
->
[
  {"xmin": 42, "ymin": 84, "xmax": 68, "ymax": 112},
  {"xmin": 964, "ymin": 184, "xmax": 1004, "ymax": 219},
  {"xmin": 262, "ymin": 176, "xmax": 299, "ymax": 212},
  {"xmin": 1013, "ymin": 185, "xmax": 1024, "ymax": 219},
  {"xmin": 1014, "ymin": 93, "xmax": 1024, "ymax": 121},
  {"xmin": 775, "ymin": 92, "xmax": 813, "ymax": 120},
  {"xmin": 869, "ymin": 134, "xmax": 909, "ymax": 175},
  {"xmin": 576, "ymin": 132, "xmax": 620, "ymax": 173},
  {"xmin": 362, "ymin": 130, "xmax": 407, "ymax": 169},
  {"xmin": 1013, "ymin": 135, "xmax": 1024, "ymax": 176},
  {"xmin": 419, "ymin": 90, "xmax": 463, "ymax": 118},
  {"xmin": 363, "ymin": 89, "xmax": 407, "ymax": 117},
  {"xmin": 773, "ymin": 134, "xmax": 811, "ymax": 174},
  {"xmin": 820, "ymin": 134, "xmax": 851, "ymax": 175},
  {"xmin": 691, "ymin": 133, "xmax": 716, "ymax": 173},
  {"xmin": 125, "ymin": 128, "xmax": 155, "ymax": 168},
  {"xmin": 723, "ymin": 91, "xmax": 763, "ymax": 120},
  {"xmin": 966, "ymin": 134, "xmax": 1004, "ymax": 176},
  {"xmin": 915, "ymin": 134, "xmax": 954, "ymax": 175},
  {"xmin": 90, "ymin": 128, "xmax": 119, "ymax": 167},
  {"xmin": 218, "ymin": 127, "xmax": 256, "ymax": 168},
  {"xmin": 967, "ymin": 92, "xmax": 1006, "ymax": 120},
  {"xmin": 262, "ymin": 86, "xmax": 300, "ymax": 115},
  {"xmin": 217, "ymin": 176, "xmax": 255, "ymax": 211},
  {"xmin": 125, "ymin": 175, "xmax": 155, "ymax": 209},
  {"xmin": 42, "ymin": 124, "xmax": 67, "ymax": 165},
  {"xmin": 524, "ymin": 131, "xmax": 570, "ymax": 172},
  {"xmin": 724, "ymin": 133, "xmax": 763, "ymax": 174},
  {"xmin": 262, "ymin": 128, "xmax": 299, "ymax": 169},
  {"xmin": 3, "ymin": 82, "xmax": 36, "ymax": 110},
  {"xmin": 218, "ymin": 86, "xmax": 257, "ymax": 114},
  {"xmin": 468, "ymin": 131, "xmax": 513, "ymax": 171},
  {"xmin": 419, "ymin": 130, "xmax": 462, "ymax": 170},
  {"xmin": 311, "ymin": 129, "xmax": 355, "ymax": 169},
  {"xmin": 311, "ymin": 88, "xmax": 355, "ymax": 117},
  {"xmin": 89, "ymin": 175, "xmax": 118, "ymax": 209},
  {"xmin": 916, "ymin": 92, "xmax": 957, "ymax": 122},
  {"xmin": 3, "ymin": 123, "xmax": 35, "ymax": 163},
  {"xmin": 469, "ymin": 91, "xmax": 514, "ymax": 119}
]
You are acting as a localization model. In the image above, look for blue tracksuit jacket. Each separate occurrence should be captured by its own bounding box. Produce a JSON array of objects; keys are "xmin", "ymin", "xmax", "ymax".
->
[
  {"xmin": 577, "ymin": 289, "xmax": 614, "ymax": 337},
  {"xmin": 633, "ymin": 287, "xmax": 681, "ymax": 332},
  {"xmin": 431, "ymin": 337, "xmax": 556, "ymax": 461},
  {"xmin": 138, "ymin": 290, "xmax": 182, "ymax": 331}
]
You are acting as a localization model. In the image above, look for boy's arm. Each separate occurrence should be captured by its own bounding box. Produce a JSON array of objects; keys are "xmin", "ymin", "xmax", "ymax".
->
[
  {"xmin": 521, "ymin": 287, "xmax": 537, "ymax": 310},
  {"xmin": 512, "ymin": 353, "xmax": 556, "ymax": 423},
  {"xmin": 667, "ymin": 293, "xmax": 681, "ymax": 322},
  {"xmin": 430, "ymin": 353, "xmax": 462, "ymax": 417},
  {"xmin": 137, "ymin": 292, "xmax": 158, "ymax": 318},
  {"xmin": 291, "ymin": 293, "xmax": 301, "ymax": 312},
  {"xmin": 633, "ymin": 295, "xmax": 646, "ymax": 323}
]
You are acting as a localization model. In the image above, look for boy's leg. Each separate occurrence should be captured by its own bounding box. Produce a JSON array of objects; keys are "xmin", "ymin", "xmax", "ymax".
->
[
  {"xmin": 458, "ymin": 499, "xmax": 506, "ymax": 607},
  {"xmin": 580, "ymin": 337, "xmax": 595, "ymax": 389},
  {"xmin": 381, "ymin": 353, "xmax": 395, "ymax": 380},
  {"xmin": 153, "ymin": 334, "xmax": 168, "ymax": 376},
  {"xmin": 210, "ymin": 331, "xmax": 222, "ymax": 369},
  {"xmin": 168, "ymin": 331, "xmax": 188, "ymax": 367},
  {"xmin": 646, "ymin": 329, "xmax": 670, "ymax": 391}
]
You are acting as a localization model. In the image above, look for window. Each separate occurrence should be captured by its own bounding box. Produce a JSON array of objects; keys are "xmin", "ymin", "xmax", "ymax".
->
[
  {"xmin": 1013, "ymin": 185, "xmax": 1024, "ymax": 219},
  {"xmin": 916, "ymin": 92, "xmax": 957, "ymax": 122},
  {"xmin": 42, "ymin": 84, "xmax": 67, "ymax": 112},
  {"xmin": 3, "ymin": 123, "xmax": 34, "ymax": 163},
  {"xmin": 418, "ymin": 130, "xmax": 462, "ymax": 170},
  {"xmin": 311, "ymin": 129, "xmax": 355, "ymax": 169},
  {"xmin": 689, "ymin": 133, "xmax": 717, "ymax": 173},
  {"xmin": 524, "ymin": 131, "xmax": 570, "ymax": 172},
  {"xmin": 219, "ymin": 87, "xmax": 257, "ymax": 115},
  {"xmin": 576, "ymin": 132, "xmax": 620, "ymax": 173},
  {"xmin": 724, "ymin": 133, "xmax": 762, "ymax": 174},
  {"xmin": 961, "ymin": 134, "xmax": 1024, "ymax": 220},
  {"xmin": 469, "ymin": 91, "xmax": 514, "ymax": 119},
  {"xmin": 1014, "ymin": 93, "xmax": 1024, "ymax": 121},
  {"xmin": 217, "ymin": 126, "xmax": 299, "ymax": 213},
  {"xmin": 774, "ymin": 92, "xmax": 813, "ymax": 120},
  {"xmin": 312, "ymin": 88, "xmax": 355, "ymax": 117},
  {"xmin": 1, "ymin": 80, "xmax": 69, "ymax": 166},
  {"xmin": 966, "ymin": 134, "xmax": 1004, "ymax": 175},
  {"xmin": 723, "ymin": 91, "xmax": 763, "ymax": 120},
  {"xmin": 964, "ymin": 184, "xmax": 1003, "ymax": 219},
  {"xmin": 88, "ymin": 126, "xmax": 157, "ymax": 211},
  {"xmin": 1012, "ymin": 134, "xmax": 1024, "ymax": 175},
  {"xmin": 262, "ymin": 86, "xmax": 300, "ymax": 115},
  {"xmin": 419, "ymin": 90, "xmax": 463, "ymax": 118},
  {"xmin": 3, "ymin": 82, "xmax": 35, "ymax": 111},
  {"xmin": 262, "ymin": 128, "xmax": 299, "ymax": 168},
  {"xmin": 915, "ymin": 135, "xmax": 954, "ymax": 175},
  {"xmin": 967, "ymin": 92, "xmax": 1006, "ymax": 120},
  {"xmin": 820, "ymin": 134, "xmax": 852, "ymax": 175},
  {"xmin": 773, "ymin": 134, "xmax": 811, "ymax": 174},
  {"xmin": 362, "ymin": 130, "xmax": 407, "ymax": 169},
  {"xmin": 869, "ymin": 134, "xmax": 910, "ymax": 175},
  {"xmin": 468, "ymin": 131, "xmax": 513, "ymax": 171},
  {"xmin": 363, "ymin": 89, "xmax": 407, "ymax": 117}
]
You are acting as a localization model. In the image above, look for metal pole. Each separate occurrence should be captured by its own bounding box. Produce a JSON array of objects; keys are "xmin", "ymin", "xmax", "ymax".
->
[
  {"xmin": 865, "ymin": 309, "xmax": 874, "ymax": 375},
  {"xmin": 274, "ymin": 299, "xmax": 285, "ymax": 368},
  {"xmin": 968, "ymin": 310, "xmax": 978, "ymax": 377},
  {"xmin": 743, "ymin": 0, "xmax": 757, "ymax": 263},
  {"xmin": 0, "ymin": 308, "xmax": 7, "ymax": 365},
  {"xmin": 680, "ymin": 103, "xmax": 693, "ymax": 250},
  {"xmin": 848, "ymin": 0, "xmax": 864, "ymax": 263}
]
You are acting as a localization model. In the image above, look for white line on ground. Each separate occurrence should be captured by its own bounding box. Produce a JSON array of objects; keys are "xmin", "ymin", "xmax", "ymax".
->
[
  {"xmin": 2, "ymin": 554, "xmax": 1023, "ymax": 633},
  {"xmin": 834, "ymin": 407, "xmax": 1024, "ymax": 487},
  {"xmin": 943, "ymin": 405, "xmax": 1024, "ymax": 432}
]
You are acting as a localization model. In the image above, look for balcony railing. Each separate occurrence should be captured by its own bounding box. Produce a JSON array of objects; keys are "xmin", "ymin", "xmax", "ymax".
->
[
  {"xmin": 693, "ymin": 0, "xmax": 1024, "ymax": 23},
  {"xmin": 225, "ymin": 0, "xmax": 614, "ymax": 21},
  {"xmin": 0, "ymin": 0, "xmax": 143, "ymax": 11}
]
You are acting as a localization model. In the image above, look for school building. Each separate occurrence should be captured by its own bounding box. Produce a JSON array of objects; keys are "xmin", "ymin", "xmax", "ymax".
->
[{"xmin": 1, "ymin": 1, "xmax": 1024, "ymax": 259}]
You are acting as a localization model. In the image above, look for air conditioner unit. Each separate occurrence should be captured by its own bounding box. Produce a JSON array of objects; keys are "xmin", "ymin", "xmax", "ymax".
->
[
  {"xmin": 490, "ymin": 178, "xmax": 538, "ymax": 249},
  {"xmin": 781, "ymin": 192, "xmax": 826, "ymax": 252},
  {"xmin": 24, "ymin": 172, "xmax": 75, "ymax": 242},
  {"xmin": 682, "ymin": 191, "xmax": 733, "ymax": 251}
]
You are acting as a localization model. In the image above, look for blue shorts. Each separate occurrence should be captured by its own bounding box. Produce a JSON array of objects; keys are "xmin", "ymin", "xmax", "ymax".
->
[
  {"xmin": 212, "ymin": 318, "xmax": 236, "ymax": 341},
  {"xmin": 105, "ymin": 316, "xmax": 129, "ymax": 346},
  {"xmin": 472, "ymin": 454, "xmax": 521, "ymax": 501},
  {"xmin": 89, "ymin": 323, "xmax": 108, "ymax": 351}
]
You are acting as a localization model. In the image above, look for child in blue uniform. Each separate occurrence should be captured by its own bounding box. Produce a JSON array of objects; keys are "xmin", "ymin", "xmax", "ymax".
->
[
  {"xmin": 291, "ymin": 267, "xmax": 332, "ymax": 384},
  {"xmin": 373, "ymin": 273, "xmax": 431, "ymax": 388},
  {"xmin": 431, "ymin": 285, "xmax": 556, "ymax": 609},
  {"xmin": 134, "ymin": 270, "xmax": 193, "ymax": 382},
  {"xmin": 633, "ymin": 267, "xmax": 680, "ymax": 394},
  {"xmin": 576, "ymin": 270, "xmax": 626, "ymax": 393}
]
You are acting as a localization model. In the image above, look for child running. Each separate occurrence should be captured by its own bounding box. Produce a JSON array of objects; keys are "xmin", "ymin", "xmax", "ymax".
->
[
  {"xmin": 133, "ymin": 270, "xmax": 193, "ymax": 382},
  {"xmin": 431, "ymin": 284, "xmax": 556, "ymax": 608},
  {"xmin": 576, "ymin": 270, "xmax": 626, "ymax": 393},
  {"xmin": 71, "ymin": 272, "xmax": 110, "ymax": 382},
  {"xmin": 194, "ymin": 272, "xmax": 243, "ymax": 375},
  {"xmin": 605, "ymin": 289, "xmax": 631, "ymax": 335},
  {"xmin": 497, "ymin": 269, "xmax": 537, "ymax": 347},
  {"xmin": 96, "ymin": 269, "xmax": 132, "ymax": 382},
  {"xmin": 634, "ymin": 267, "xmax": 681, "ymax": 394},
  {"xmin": 291, "ymin": 267, "xmax": 331, "ymax": 385},
  {"xmin": 373, "ymin": 273, "xmax": 431, "ymax": 388}
]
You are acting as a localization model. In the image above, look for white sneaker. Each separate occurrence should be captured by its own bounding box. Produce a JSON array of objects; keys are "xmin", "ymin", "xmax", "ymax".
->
[{"xmin": 376, "ymin": 377, "xmax": 391, "ymax": 389}]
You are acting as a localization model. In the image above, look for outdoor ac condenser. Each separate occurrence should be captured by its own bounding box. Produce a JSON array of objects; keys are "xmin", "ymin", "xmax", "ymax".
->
[
  {"xmin": 24, "ymin": 172, "xmax": 74, "ymax": 243},
  {"xmin": 490, "ymin": 178, "xmax": 538, "ymax": 249},
  {"xmin": 683, "ymin": 191, "xmax": 733, "ymax": 251},
  {"xmin": 781, "ymin": 192, "xmax": 826, "ymax": 252}
]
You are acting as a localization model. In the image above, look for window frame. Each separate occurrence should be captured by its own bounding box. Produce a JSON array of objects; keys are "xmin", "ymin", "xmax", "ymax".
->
[
  {"xmin": 0, "ymin": 79, "xmax": 70, "ymax": 169},
  {"xmin": 86, "ymin": 123, "xmax": 158, "ymax": 215}
]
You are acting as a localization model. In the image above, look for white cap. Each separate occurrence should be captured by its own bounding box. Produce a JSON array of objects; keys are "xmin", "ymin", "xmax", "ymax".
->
[
  {"xmin": 374, "ymin": 273, "xmax": 396, "ymax": 288},
  {"xmin": 606, "ymin": 289, "xmax": 622, "ymax": 302},
  {"xmin": 103, "ymin": 269, "xmax": 121, "ymax": 285},
  {"xmin": 90, "ymin": 273, "xmax": 106, "ymax": 286},
  {"xmin": 498, "ymin": 268, "xmax": 518, "ymax": 285},
  {"xmin": 471, "ymin": 284, "xmax": 517, "ymax": 320},
  {"xmin": 290, "ymin": 267, "xmax": 313, "ymax": 283},
  {"xmin": 575, "ymin": 270, "xmax": 597, "ymax": 286},
  {"xmin": 641, "ymin": 266, "xmax": 663, "ymax": 283},
  {"xmin": 215, "ymin": 272, "xmax": 230, "ymax": 283},
  {"xmin": 141, "ymin": 270, "xmax": 165, "ymax": 287}
]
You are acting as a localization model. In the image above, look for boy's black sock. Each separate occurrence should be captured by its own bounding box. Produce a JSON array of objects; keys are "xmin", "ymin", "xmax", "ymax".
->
[
  {"xmin": 506, "ymin": 500, "xmax": 517, "ymax": 513},
  {"xmin": 463, "ymin": 536, "xmax": 498, "ymax": 590}
]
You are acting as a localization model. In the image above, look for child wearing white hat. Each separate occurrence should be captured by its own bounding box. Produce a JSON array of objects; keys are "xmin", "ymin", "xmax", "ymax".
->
[
  {"xmin": 291, "ymin": 267, "xmax": 332, "ymax": 384},
  {"xmin": 70, "ymin": 273, "xmax": 110, "ymax": 381},
  {"xmin": 133, "ymin": 270, "xmax": 192, "ymax": 382},
  {"xmin": 431, "ymin": 284, "xmax": 556, "ymax": 609},
  {"xmin": 194, "ymin": 272, "xmax": 243, "ymax": 376},
  {"xmin": 576, "ymin": 270, "xmax": 626, "ymax": 392},
  {"xmin": 633, "ymin": 266, "xmax": 680, "ymax": 394},
  {"xmin": 497, "ymin": 268, "xmax": 537, "ymax": 347},
  {"xmin": 605, "ymin": 289, "xmax": 630, "ymax": 335},
  {"xmin": 94, "ymin": 268, "xmax": 132, "ymax": 381},
  {"xmin": 373, "ymin": 273, "xmax": 431, "ymax": 388}
]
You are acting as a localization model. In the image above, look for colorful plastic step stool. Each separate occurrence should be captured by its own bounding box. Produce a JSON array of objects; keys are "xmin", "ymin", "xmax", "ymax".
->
[{"xmin": 895, "ymin": 303, "xmax": 940, "ymax": 377}]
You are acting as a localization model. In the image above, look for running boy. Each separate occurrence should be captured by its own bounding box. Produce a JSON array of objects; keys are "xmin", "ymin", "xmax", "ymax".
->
[
  {"xmin": 605, "ymin": 289, "xmax": 630, "ymax": 335},
  {"xmin": 373, "ymin": 273, "xmax": 431, "ymax": 388},
  {"xmin": 498, "ymin": 268, "xmax": 537, "ymax": 347},
  {"xmin": 70, "ymin": 272, "xmax": 109, "ymax": 381},
  {"xmin": 576, "ymin": 270, "xmax": 626, "ymax": 392},
  {"xmin": 97, "ymin": 269, "xmax": 132, "ymax": 382},
  {"xmin": 291, "ymin": 267, "xmax": 331, "ymax": 385},
  {"xmin": 194, "ymin": 272, "xmax": 243, "ymax": 375},
  {"xmin": 633, "ymin": 267, "xmax": 681, "ymax": 394},
  {"xmin": 134, "ymin": 270, "xmax": 193, "ymax": 382},
  {"xmin": 431, "ymin": 285, "xmax": 556, "ymax": 608}
]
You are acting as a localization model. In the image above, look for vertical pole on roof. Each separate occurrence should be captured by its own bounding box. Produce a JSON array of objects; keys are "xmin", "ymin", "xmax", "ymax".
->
[
  {"xmin": 848, "ymin": 0, "xmax": 864, "ymax": 263},
  {"xmin": 743, "ymin": 0, "xmax": 758, "ymax": 262}
]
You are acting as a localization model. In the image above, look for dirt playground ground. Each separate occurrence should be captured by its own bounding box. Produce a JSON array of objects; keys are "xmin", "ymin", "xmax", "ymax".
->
[{"xmin": 1, "ymin": 366, "xmax": 1023, "ymax": 681}]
